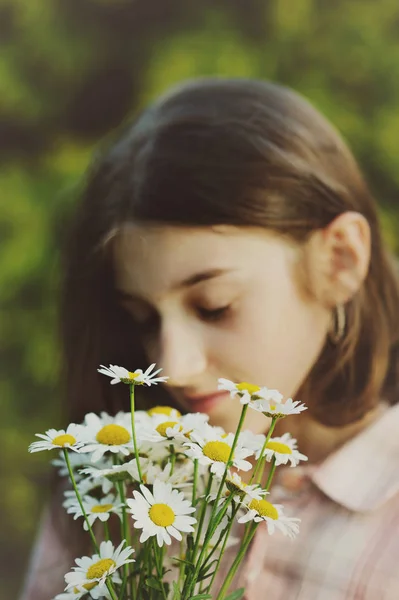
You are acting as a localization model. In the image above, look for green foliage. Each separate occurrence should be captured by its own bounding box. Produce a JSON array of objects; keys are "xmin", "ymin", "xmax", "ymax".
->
[{"xmin": 2, "ymin": 1, "xmax": 399, "ymax": 598}]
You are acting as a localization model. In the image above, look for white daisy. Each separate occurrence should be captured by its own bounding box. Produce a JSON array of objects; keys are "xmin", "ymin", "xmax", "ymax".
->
[
  {"xmin": 218, "ymin": 378, "xmax": 266, "ymax": 404},
  {"xmin": 52, "ymin": 451, "xmax": 94, "ymax": 480},
  {"xmin": 183, "ymin": 427, "xmax": 253, "ymax": 477},
  {"xmin": 97, "ymin": 363, "xmax": 168, "ymax": 386},
  {"xmin": 138, "ymin": 415, "xmax": 186, "ymax": 445},
  {"xmin": 80, "ymin": 459, "xmax": 142, "ymax": 485},
  {"xmin": 29, "ymin": 424, "xmax": 86, "ymax": 453},
  {"xmin": 126, "ymin": 479, "xmax": 196, "ymax": 547},
  {"xmin": 238, "ymin": 497, "xmax": 300, "ymax": 539},
  {"xmin": 238, "ymin": 430, "xmax": 267, "ymax": 457},
  {"xmin": 62, "ymin": 473, "xmax": 115, "ymax": 510},
  {"xmin": 259, "ymin": 433, "xmax": 308, "ymax": 467},
  {"xmin": 64, "ymin": 540, "xmax": 134, "ymax": 597},
  {"xmin": 251, "ymin": 396, "xmax": 308, "ymax": 419},
  {"xmin": 79, "ymin": 412, "xmax": 134, "ymax": 463},
  {"xmin": 65, "ymin": 494, "xmax": 124, "ymax": 530},
  {"xmin": 146, "ymin": 461, "xmax": 195, "ymax": 489},
  {"xmin": 224, "ymin": 471, "xmax": 266, "ymax": 501}
]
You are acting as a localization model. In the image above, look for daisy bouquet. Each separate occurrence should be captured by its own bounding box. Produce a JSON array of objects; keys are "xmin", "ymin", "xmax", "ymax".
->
[{"xmin": 29, "ymin": 364, "xmax": 307, "ymax": 600}]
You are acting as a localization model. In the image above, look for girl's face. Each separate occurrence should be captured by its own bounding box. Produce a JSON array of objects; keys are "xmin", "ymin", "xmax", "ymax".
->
[{"xmin": 114, "ymin": 225, "xmax": 331, "ymax": 434}]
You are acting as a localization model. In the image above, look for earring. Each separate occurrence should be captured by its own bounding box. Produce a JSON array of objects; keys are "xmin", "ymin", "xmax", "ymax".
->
[{"xmin": 329, "ymin": 304, "xmax": 346, "ymax": 344}]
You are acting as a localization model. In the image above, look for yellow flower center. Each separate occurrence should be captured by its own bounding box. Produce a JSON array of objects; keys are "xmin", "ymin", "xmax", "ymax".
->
[
  {"xmin": 148, "ymin": 406, "xmax": 182, "ymax": 418},
  {"xmin": 96, "ymin": 424, "xmax": 130, "ymax": 445},
  {"xmin": 91, "ymin": 504, "xmax": 114, "ymax": 513},
  {"xmin": 52, "ymin": 434, "xmax": 76, "ymax": 447},
  {"xmin": 203, "ymin": 440, "xmax": 232, "ymax": 463},
  {"xmin": 236, "ymin": 382, "xmax": 260, "ymax": 395},
  {"xmin": 155, "ymin": 421, "xmax": 182, "ymax": 437},
  {"xmin": 86, "ymin": 558, "xmax": 116, "ymax": 579},
  {"xmin": 249, "ymin": 499, "xmax": 278, "ymax": 519},
  {"xmin": 149, "ymin": 503, "xmax": 175, "ymax": 527},
  {"xmin": 128, "ymin": 371, "xmax": 139, "ymax": 380},
  {"xmin": 74, "ymin": 583, "xmax": 97, "ymax": 592},
  {"xmin": 266, "ymin": 441, "xmax": 292, "ymax": 454}
]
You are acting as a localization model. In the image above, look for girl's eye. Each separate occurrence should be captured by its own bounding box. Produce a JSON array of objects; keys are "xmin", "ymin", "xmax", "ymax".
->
[{"xmin": 197, "ymin": 306, "xmax": 230, "ymax": 322}]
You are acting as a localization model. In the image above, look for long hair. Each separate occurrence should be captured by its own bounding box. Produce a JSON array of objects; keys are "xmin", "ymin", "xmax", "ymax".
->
[{"xmin": 60, "ymin": 77, "xmax": 399, "ymax": 428}]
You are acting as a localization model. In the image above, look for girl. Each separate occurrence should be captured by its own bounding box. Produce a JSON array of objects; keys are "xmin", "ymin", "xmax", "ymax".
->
[{"xmin": 22, "ymin": 78, "xmax": 399, "ymax": 599}]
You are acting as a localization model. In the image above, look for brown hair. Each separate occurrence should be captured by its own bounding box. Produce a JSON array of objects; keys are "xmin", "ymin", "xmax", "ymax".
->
[{"xmin": 60, "ymin": 77, "xmax": 399, "ymax": 428}]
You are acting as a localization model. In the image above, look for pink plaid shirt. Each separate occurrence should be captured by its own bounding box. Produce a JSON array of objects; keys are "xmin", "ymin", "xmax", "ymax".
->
[{"xmin": 220, "ymin": 402, "xmax": 399, "ymax": 599}]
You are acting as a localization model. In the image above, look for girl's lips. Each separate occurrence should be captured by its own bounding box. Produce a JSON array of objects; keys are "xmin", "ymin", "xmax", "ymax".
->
[{"xmin": 184, "ymin": 391, "xmax": 229, "ymax": 412}]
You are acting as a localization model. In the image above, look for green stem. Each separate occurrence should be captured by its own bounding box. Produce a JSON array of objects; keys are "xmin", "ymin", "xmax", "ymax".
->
[
  {"xmin": 151, "ymin": 538, "xmax": 168, "ymax": 600},
  {"xmin": 189, "ymin": 494, "xmax": 233, "ymax": 596},
  {"xmin": 206, "ymin": 503, "xmax": 240, "ymax": 594},
  {"xmin": 177, "ymin": 538, "xmax": 185, "ymax": 589},
  {"xmin": 63, "ymin": 449, "xmax": 99, "ymax": 552},
  {"xmin": 130, "ymin": 383, "xmax": 143, "ymax": 483},
  {"xmin": 103, "ymin": 521, "xmax": 110, "ymax": 541},
  {"xmin": 169, "ymin": 444, "xmax": 176, "ymax": 475},
  {"xmin": 192, "ymin": 459, "xmax": 198, "ymax": 506},
  {"xmin": 137, "ymin": 542, "xmax": 149, "ymax": 596},
  {"xmin": 117, "ymin": 479, "xmax": 134, "ymax": 600},
  {"xmin": 250, "ymin": 416, "xmax": 278, "ymax": 485},
  {"xmin": 105, "ymin": 579, "xmax": 119, "ymax": 600},
  {"xmin": 190, "ymin": 473, "xmax": 214, "ymax": 563},
  {"xmin": 264, "ymin": 455, "xmax": 277, "ymax": 491},
  {"xmin": 212, "ymin": 404, "xmax": 248, "ymax": 513},
  {"xmin": 215, "ymin": 522, "xmax": 258, "ymax": 600}
]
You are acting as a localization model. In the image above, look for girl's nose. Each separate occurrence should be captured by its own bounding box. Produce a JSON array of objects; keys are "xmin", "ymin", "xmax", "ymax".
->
[{"xmin": 157, "ymin": 317, "xmax": 207, "ymax": 388}]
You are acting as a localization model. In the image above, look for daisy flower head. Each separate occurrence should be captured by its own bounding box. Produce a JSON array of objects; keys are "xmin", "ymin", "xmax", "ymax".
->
[
  {"xmin": 29, "ymin": 424, "xmax": 85, "ymax": 454},
  {"xmin": 184, "ymin": 429, "xmax": 253, "ymax": 477},
  {"xmin": 65, "ymin": 540, "xmax": 134, "ymax": 597},
  {"xmin": 65, "ymin": 494, "xmax": 124, "ymax": 530},
  {"xmin": 238, "ymin": 430, "xmax": 266, "ymax": 456},
  {"xmin": 218, "ymin": 378, "xmax": 265, "ymax": 405},
  {"xmin": 98, "ymin": 363, "xmax": 168, "ymax": 386},
  {"xmin": 238, "ymin": 498, "xmax": 300, "ymax": 539},
  {"xmin": 79, "ymin": 412, "xmax": 134, "ymax": 463},
  {"xmin": 126, "ymin": 479, "xmax": 196, "ymax": 547},
  {"xmin": 80, "ymin": 457, "xmax": 146, "ymax": 485},
  {"xmin": 52, "ymin": 450, "xmax": 94, "ymax": 480},
  {"xmin": 252, "ymin": 395, "xmax": 308, "ymax": 419},
  {"xmin": 139, "ymin": 411, "xmax": 210, "ymax": 449},
  {"xmin": 139, "ymin": 413, "xmax": 186, "ymax": 445},
  {"xmin": 259, "ymin": 432, "xmax": 308, "ymax": 467},
  {"xmin": 225, "ymin": 471, "xmax": 266, "ymax": 502},
  {"xmin": 62, "ymin": 472, "xmax": 114, "ymax": 509}
]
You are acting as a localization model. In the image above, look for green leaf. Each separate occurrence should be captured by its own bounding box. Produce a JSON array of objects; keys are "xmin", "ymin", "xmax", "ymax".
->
[
  {"xmin": 145, "ymin": 576, "xmax": 163, "ymax": 592},
  {"xmin": 224, "ymin": 588, "xmax": 245, "ymax": 600},
  {"xmin": 198, "ymin": 558, "xmax": 218, "ymax": 578},
  {"xmin": 189, "ymin": 594, "xmax": 212, "ymax": 600},
  {"xmin": 172, "ymin": 557, "xmax": 194, "ymax": 567},
  {"xmin": 197, "ymin": 569, "xmax": 216, "ymax": 582}
]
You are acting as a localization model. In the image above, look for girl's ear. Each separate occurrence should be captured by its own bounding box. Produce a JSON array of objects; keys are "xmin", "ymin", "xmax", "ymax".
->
[{"xmin": 304, "ymin": 211, "xmax": 371, "ymax": 307}]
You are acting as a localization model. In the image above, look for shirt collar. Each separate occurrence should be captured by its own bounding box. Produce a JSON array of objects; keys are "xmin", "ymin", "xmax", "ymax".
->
[{"xmin": 310, "ymin": 402, "xmax": 399, "ymax": 512}]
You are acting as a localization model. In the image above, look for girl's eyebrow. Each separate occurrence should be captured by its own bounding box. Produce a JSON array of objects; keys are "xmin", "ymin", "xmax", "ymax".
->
[{"xmin": 116, "ymin": 268, "xmax": 235, "ymax": 300}]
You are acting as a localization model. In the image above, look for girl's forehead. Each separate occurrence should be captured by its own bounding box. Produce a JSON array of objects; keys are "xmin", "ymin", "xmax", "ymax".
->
[{"xmin": 112, "ymin": 224, "xmax": 287, "ymax": 299}]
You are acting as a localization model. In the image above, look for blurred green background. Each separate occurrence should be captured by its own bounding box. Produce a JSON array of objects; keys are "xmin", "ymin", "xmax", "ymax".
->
[{"xmin": 2, "ymin": 0, "xmax": 399, "ymax": 597}]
